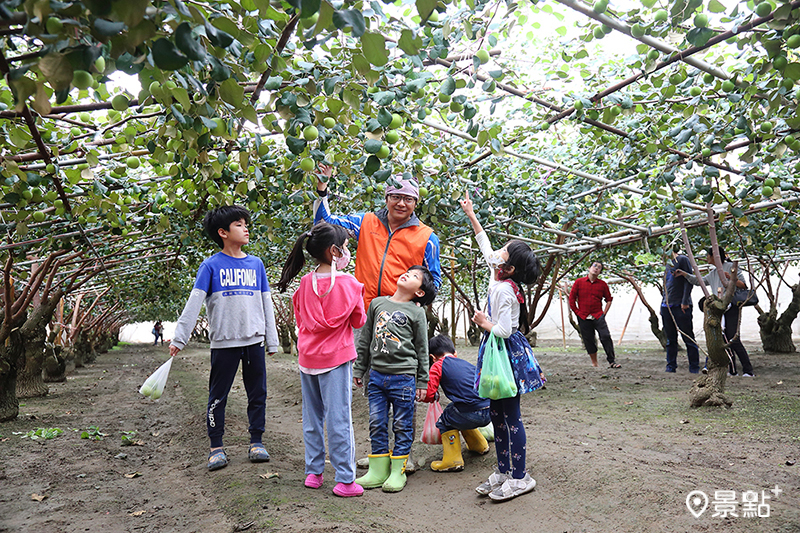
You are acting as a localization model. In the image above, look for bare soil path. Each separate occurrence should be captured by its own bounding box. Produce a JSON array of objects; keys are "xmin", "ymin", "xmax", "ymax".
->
[{"xmin": 1, "ymin": 341, "xmax": 798, "ymax": 532}]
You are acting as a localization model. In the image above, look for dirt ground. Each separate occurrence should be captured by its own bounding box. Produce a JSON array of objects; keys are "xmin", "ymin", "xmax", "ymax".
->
[{"xmin": 1, "ymin": 339, "xmax": 799, "ymax": 533}]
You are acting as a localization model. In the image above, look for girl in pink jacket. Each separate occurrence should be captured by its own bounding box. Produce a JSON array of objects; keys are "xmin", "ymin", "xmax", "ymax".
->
[{"xmin": 277, "ymin": 222, "xmax": 367, "ymax": 497}]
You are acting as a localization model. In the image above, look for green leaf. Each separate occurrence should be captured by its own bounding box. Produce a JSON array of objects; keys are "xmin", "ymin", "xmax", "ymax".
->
[
  {"xmin": 556, "ymin": 26, "xmax": 566, "ymax": 37},
  {"xmin": 364, "ymin": 139, "xmax": 383, "ymax": 153},
  {"xmin": 332, "ymin": 10, "xmax": 366, "ymax": 38},
  {"xmin": 440, "ymin": 76, "xmax": 456, "ymax": 96},
  {"xmin": 301, "ymin": 0, "xmax": 321, "ymax": 17},
  {"xmin": 173, "ymin": 87, "xmax": 191, "ymax": 110},
  {"xmin": 377, "ymin": 108, "xmax": 393, "ymax": 127},
  {"xmin": 38, "ymin": 54, "xmax": 73, "ymax": 91},
  {"xmin": 93, "ymin": 19, "xmax": 127, "ymax": 37},
  {"xmin": 241, "ymin": 105, "xmax": 258, "ymax": 125},
  {"xmin": 211, "ymin": 17, "xmax": 240, "ymax": 39},
  {"xmin": 371, "ymin": 91, "xmax": 395, "ymax": 106},
  {"xmin": 398, "ymin": 29, "xmax": 423, "ymax": 56},
  {"xmin": 204, "ymin": 20, "xmax": 234, "ymax": 48},
  {"xmin": 784, "ymin": 63, "xmax": 800, "ymax": 81},
  {"xmin": 111, "ymin": 0, "xmax": 149, "ymax": 27},
  {"xmin": 314, "ymin": 1, "xmax": 335, "ymax": 36},
  {"xmin": 416, "ymin": 0, "xmax": 437, "ymax": 20},
  {"xmin": 263, "ymin": 76, "xmax": 283, "ymax": 91},
  {"xmin": 219, "ymin": 78, "xmax": 244, "ymax": 106},
  {"xmin": 151, "ymin": 38, "xmax": 189, "ymax": 71},
  {"xmin": 707, "ymin": 0, "xmax": 726, "ymax": 13},
  {"xmin": 362, "ymin": 32, "xmax": 389, "ymax": 67},
  {"xmin": 364, "ymin": 155, "xmax": 381, "ymax": 175},
  {"xmin": 175, "ymin": 23, "xmax": 207, "ymax": 61},
  {"xmin": 286, "ymin": 136, "xmax": 307, "ymax": 155}
]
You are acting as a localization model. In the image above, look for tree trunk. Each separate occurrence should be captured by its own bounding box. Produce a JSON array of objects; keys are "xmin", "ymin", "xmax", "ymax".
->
[
  {"xmin": 690, "ymin": 298, "xmax": 732, "ymax": 408},
  {"xmin": 15, "ymin": 300, "xmax": 60, "ymax": 398},
  {"xmin": 757, "ymin": 282, "xmax": 800, "ymax": 353},
  {"xmin": 15, "ymin": 327, "xmax": 49, "ymax": 398},
  {"xmin": 42, "ymin": 345, "xmax": 66, "ymax": 382},
  {"xmin": 0, "ymin": 333, "xmax": 21, "ymax": 422}
]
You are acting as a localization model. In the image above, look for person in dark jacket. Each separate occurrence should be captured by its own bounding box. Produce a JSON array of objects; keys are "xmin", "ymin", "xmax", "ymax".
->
[{"xmin": 661, "ymin": 249, "xmax": 700, "ymax": 373}]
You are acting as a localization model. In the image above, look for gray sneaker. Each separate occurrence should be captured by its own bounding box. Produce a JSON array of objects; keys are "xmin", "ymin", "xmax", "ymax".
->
[
  {"xmin": 475, "ymin": 468, "xmax": 509, "ymax": 496},
  {"xmin": 488, "ymin": 473, "xmax": 536, "ymax": 502}
]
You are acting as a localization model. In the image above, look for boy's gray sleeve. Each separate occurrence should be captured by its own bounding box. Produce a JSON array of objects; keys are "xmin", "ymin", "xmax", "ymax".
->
[
  {"xmin": 170, "ymin": 289, "xmax": 207, "ymax": 350},
  {"xmin": 262, "ymin": 291, "xmax": 280, "ymax": 353},
  {"xmin": 413, "ymin": 307, "xmax": 429, "ymax": 387},
  {"xmin": 353, "ymin": 302, "xmax": 375, "ymax": 380}
]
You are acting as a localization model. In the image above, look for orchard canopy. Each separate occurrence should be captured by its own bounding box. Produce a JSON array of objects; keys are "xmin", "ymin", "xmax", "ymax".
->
[{"xmin": 2, "ymin": 0, "xmax": 800, "ymax": 386}]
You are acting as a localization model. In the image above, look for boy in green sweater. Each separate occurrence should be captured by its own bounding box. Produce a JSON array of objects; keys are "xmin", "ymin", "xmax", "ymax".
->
[{"xmin": 353, "ymin": 266, "xmax": 436, "ymax": 493}]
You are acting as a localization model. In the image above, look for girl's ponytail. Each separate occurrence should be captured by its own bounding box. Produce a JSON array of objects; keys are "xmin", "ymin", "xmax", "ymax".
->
[
  {"xmin": 277, "ymin": 231, "xmax": 311, "ymax": 292},
  {"xmin": 276, "ymin": 222, "xmax": 350, "ymax": 292}
]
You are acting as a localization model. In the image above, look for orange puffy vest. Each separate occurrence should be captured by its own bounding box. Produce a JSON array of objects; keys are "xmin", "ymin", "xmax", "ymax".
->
[{"xmin": 354, "ymin": 212, "xmax": 433, "ymax": 309}]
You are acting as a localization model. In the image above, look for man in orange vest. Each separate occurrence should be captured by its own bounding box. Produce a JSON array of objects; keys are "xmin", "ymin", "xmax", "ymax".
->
[
  {"xmin": 313, "ymin": 166, "xmax": 442, "ymax": 309},
  {"xmin": 313, "ymin": 167, "xmax": 442, "ymax": 474}
]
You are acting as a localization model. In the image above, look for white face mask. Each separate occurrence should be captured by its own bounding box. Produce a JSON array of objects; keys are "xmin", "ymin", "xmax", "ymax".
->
[
  {"xmin": 312, "ymin": 244, "xmax": 349, "ymax": 297},
  {"xmin": 334, "ymin": 245, "xmax": 351, "ymax": 270},
  {"xmin": 486, "ymin": 250, "xmax": 505, "ymax": 269}
]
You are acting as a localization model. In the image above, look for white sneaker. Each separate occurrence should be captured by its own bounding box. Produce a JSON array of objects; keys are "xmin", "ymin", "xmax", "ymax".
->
[
  {"xmin": 475, "ymin": 468, "xmax": 509, "ymax": 496},
  {"xmin": 488, "ymin": 473, "xmax": 536, "ymax": 501},
  {"xmin": 742, "ymin": 373, "xmax": 754, "ymax": 377}
]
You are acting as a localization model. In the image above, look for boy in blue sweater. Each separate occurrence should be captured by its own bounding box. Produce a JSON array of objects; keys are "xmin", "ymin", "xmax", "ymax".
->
[
  {"xmin": 170, "ymin": 206, "xmax": 279, "ymax": 471},
  {"xmin": 421, "ymin": 335, "xmax": 490, "ymax": 472}
]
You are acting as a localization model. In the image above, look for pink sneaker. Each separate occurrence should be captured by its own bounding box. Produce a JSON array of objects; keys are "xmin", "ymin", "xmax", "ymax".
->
[
  {"xmin": 333, "ymin": 482, "xmax": 364, "ymax": 497},
  {"xmin": 304, "ymin": 473, "xmax": 324, "ymax": 488}
]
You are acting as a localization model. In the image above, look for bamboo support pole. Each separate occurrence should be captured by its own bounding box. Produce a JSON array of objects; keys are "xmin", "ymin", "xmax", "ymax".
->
[{"xmin": 617, "ymin": 293, "xmax": 639, "ymax": 346}]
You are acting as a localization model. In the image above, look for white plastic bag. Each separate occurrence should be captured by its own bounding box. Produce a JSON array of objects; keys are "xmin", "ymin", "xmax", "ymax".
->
[{"xmin": 139, "ymin": 357, "xmax": 173, "ymax": 400}]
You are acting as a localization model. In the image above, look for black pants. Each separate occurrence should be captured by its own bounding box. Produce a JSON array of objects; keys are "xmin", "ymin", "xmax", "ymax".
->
[
  {"xmin": 207, "ymin": 342, "xmax": 267, "ymax": 448},
  {"xmin": 578, "ymin": 315, "xmax": 616, "ymax": 364},
  {"xmin": 722, "ymin": 305, "xmax": 754, "ymax": 375}
]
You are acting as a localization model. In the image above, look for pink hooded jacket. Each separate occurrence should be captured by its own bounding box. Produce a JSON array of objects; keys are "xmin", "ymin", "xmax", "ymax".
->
[{"xmin": 292, "ymin": 271, "xmax": 367, "ymax": 369}]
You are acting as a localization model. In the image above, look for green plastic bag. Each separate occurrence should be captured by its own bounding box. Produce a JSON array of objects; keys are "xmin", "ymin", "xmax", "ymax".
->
[{"xmin": 477, "ymin": 334, "xmax": 518, "ymax": 400}]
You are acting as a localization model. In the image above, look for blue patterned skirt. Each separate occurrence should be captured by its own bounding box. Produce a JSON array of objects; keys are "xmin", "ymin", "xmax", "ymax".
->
[{"xmin": 475, "ymin": 331, "xmax": 545, "ymax": 396}]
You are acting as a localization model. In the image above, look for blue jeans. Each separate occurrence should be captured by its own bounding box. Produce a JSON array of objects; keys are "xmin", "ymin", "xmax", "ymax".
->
[
  {"xmin": 661, "ymin": 305, "xmax": 700, "ymax": 373},
  {"xmin": 367, "ymin": 370, "xmax": 416, "ymax": 456},
  {"xmin": 301, "ymin": 362, "xmax": 356, "ymax": 483},
  {"xmin": 436, "ymin": 403, "xmax": 491, "ymax": 433}
]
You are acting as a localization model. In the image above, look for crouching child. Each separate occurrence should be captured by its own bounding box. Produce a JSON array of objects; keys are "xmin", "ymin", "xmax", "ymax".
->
[{"xmin": 422, "ymin": 334, "xmax": 491, "ymax": 472}]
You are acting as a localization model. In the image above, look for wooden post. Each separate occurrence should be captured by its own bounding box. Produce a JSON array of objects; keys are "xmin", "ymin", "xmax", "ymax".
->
[
  {"xmin": 617, "ymin": 293, "xmax": 639, "ymax": 346},
  {"xmin": 451, "ymin": 258, "xmax": 456, "ymax": 342},
  {"xmin": 559, "ymin": 288, "xmax": 566, "ymax": 349}
]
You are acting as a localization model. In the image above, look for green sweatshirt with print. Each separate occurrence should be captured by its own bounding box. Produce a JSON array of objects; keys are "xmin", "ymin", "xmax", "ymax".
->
[{"xmin": 354, "ymin": 296, "xmax": 429, "ymax": 387}]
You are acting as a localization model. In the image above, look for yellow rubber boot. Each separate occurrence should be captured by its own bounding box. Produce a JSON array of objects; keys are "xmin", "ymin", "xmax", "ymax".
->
[
  {"xmin": 431, "ymin": 430, "xmax": 465, "ymax": 472},
  {"xmin": 461, "ymin": 428, "xmax": 490, "ymax": 454},
  {"xmin": 382, "ymin": 455, "xmax": 409, "ymax": 492},
  {"xmin": 354, "ymin": 453, "xmax": 390, "ymax": 489}
]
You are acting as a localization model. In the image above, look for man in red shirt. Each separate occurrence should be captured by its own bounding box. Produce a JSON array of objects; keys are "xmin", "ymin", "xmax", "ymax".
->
[{"xmin": 568, "ymin": 261, "xmax": 621, "ymax": 368}]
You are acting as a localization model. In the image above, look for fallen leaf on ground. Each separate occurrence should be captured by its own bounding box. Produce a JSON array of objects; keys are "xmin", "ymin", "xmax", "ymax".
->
[
  {"xmin": 124, "ymin": 472, "xmax": 142, "ymax": 478},
  {"xmin": 259, "ymin": 472, "xmax": 280, "ymax": 479},
  {"xmin": 31, "ymin": 493, "xmax": 48, "ymax": 501},
  {"xmin": 624, "ymin": 401, "xmax": 634, "ymax": 405},
  {"xmin": 128, "ymin": 510, "xmax": 146, "ymax": 516}
]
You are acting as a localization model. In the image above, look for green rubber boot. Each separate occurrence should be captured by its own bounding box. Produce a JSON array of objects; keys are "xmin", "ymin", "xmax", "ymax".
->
[
  {"xmin": 382, "ymin": 455, "xmax": 409, "ymax": 493},
  {"xmin": 354, "ymin": 453, "xmax": 391, "ymax": 489}
]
